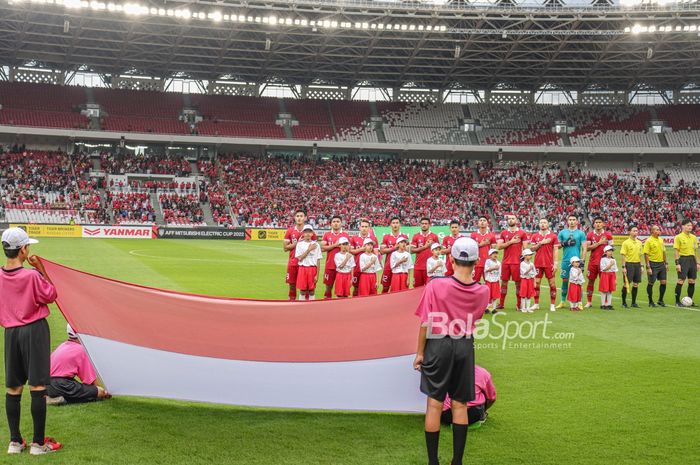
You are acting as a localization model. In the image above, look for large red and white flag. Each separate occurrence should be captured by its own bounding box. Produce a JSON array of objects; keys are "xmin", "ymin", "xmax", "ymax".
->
[{"xmin": 42, "ymin": 260, "xmax": 425, "ymax": 412}]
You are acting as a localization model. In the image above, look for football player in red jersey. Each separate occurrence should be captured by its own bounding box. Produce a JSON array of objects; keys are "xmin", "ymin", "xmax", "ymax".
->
[
  {"xmin": 321, "ymin": 215, "xmax": 350, "ymax": 299},
  {"xmin": 350, "ymin": 218, "xmax": 379, "ymax": 297},
  {"xmin": 529, "ymin": 218, "xmax": 560, "ymax": 312},
  {"xmin": 441, "ymin": 220, "xmax": 463, "ymax": 277},
  {"xmin": 496, "ymin": 214, "xmax": 529, "ymax": 310},
  {"xmin": 411, "ymin": 218, "xmax": 440, "ymax": 287},
  {"xmin": 582, "ymin": 217, "xmax": 614, "ymax": 308},
  {"xmin": 470, "ymin": 216, "xmax": 497, "ymax": 282},
  {"xmin": 379, "ymin": 217, "xmax": 409, "ymax": 293},
  {"xmin": 283, "ymin": 209, "xmax": 317, "ymax": 301}
]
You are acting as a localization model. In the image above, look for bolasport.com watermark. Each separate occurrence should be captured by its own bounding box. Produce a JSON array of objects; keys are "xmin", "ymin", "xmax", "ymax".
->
[{"xmin": 425, "ymin": 312, "xmax": 575, "ymax": 351}]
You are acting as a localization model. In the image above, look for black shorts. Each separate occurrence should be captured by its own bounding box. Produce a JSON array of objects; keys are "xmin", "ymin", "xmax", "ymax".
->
[
  {"xmin": 47, "ymin": 377, "xmax": 99, "ymax": 403},
  {"xmin": 648, "ymin": 262, "xmax": 667, "ymax": 283},
  {"xmin": 4, "ymin": 318, "xmax": 51, "ymax": 388},
  {"xmin": 625, "ymin": 263, "xmax": 642, "ymax": 284},
  {"xmin": 441, "ymin": 403, "xmax": 487, "ymax": 426},
  {"xmin": 678, "ymin": 256, "xmax": 697, "ymax": 281},
  {"xmin": 420, "ymin": 336, "xmax": 475, "ymax": 403}
]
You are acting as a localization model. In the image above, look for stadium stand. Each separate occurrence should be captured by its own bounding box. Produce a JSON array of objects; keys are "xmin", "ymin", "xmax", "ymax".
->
[
  {"xmin": 0, "ymin": 82, "xmax": 89, "ymax": 129},
  {"xmin": 218, "ymin": 154, "xmax": 485, "ymax": 229},
  {"xmin": 0, "ymin": 149, "xmax": 107, "ymax": 224},
  {"xmin": 159, "ymin": 193, "xmax": 206, "ymax": 227},
  {"xmin": 191, "ymin": 94, "xmax": 285, "ymax": 138},
  {"xmin": 101, "ymin": 153, "xmax": 191, "ymax": 176},
  {"xmin": 94, "ymin": 87, "xmax": 189, "ymax": 135},
  {"xmin": 106, "ymin": 191, "xmax": 156, "ymax": 224},
  {"xmin": 3, "ymin": 147, "xmax": 700, "ymax": 234},
  {"xmin": 3, "ymin": 82, "xmax": 700, "ymax": 148},
  {"xmin": 478, "ymin": 161, "xmax": 581, "ymax": 231},
  {"xmin": 470, "ymin": 104, "xmax": 563, "ymax": 146}
]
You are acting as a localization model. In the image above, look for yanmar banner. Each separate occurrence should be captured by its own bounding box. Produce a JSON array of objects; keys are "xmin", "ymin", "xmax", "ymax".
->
[{"xmin": 82, "ymin": 225, "xmax": 156, "ymax": 239}]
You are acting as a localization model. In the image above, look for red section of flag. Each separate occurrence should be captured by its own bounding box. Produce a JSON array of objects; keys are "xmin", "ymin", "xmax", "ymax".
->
[{"xmin": 41, "ymin": 259, "xmax": 422, "ymax": 363}]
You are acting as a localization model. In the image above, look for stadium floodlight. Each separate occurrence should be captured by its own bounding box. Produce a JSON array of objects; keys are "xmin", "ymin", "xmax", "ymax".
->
[{"xmin": 211, "ymin": 11, "xmax": 222, "ymax": 22}]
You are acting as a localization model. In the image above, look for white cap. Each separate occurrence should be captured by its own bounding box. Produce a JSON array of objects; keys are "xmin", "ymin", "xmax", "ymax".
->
[
  {"xmin": 431, "ymin": 243, "xmax": 442, "ymax": 251},
  {"xmin": 604, "ymin": 245, "xmax": 614, "ymax": 252},
  {"xmin": 1, "ymin": 227, "xmax": 39, "ymax": 250},
  {"xmin": 451, "ymin": 237, "xmax": 479, "ymax": 261},
  {"xmin": 363, "ymin": 237, "xmax": 375, "ymax": 246},
  {"xmin": 488, "ymin": 248, "xmax": 498, "ymax": 256},
  {"xmin": 67, "ymin": 323, "xmax": 77, "ymax": 339},
  {"xmin": 338, "ymin": 237, "xmax": 350, "ymax": 245},
  {"xmin": 302, "ymin": 224, "xmax": 314, "ymax": 232},
  {"xmin": 570, "ymin": 256, "xmax": 581, "ymax": 262},
  {"xmin": 397, "ymin": 236, "xmax": 408, "ymax": 243},
  {"xmin": 522, "ymin": 249, "xmax": 534, "ymax": 257}
]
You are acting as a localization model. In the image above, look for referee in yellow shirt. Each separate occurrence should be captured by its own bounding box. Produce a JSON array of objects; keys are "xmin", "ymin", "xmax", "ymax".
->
[
  {"xmin": 620, "ymin": 225, "xmax": 644, "ymax": 308},
  {"xmin": 643, "ymin": 225, "xmax": 667, "ymax": 307},
  {"xmin": 673, "ymin": 218, "xmax": 699, "ymax": 306}
]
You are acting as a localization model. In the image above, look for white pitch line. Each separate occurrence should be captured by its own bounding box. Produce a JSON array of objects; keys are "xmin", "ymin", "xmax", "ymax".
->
[{"xmin": 128, "ymin": 249, "xmax": 282, "ymax": 264}]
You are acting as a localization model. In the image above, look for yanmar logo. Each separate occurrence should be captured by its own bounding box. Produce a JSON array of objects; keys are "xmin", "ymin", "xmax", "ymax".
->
[
  {"xmin": 104, "ymin": 228, "xmax": 151, "ymax": 237},
  {"xmin": 84, "ymin": 228, "xmax": 100, "ymax": 236}
]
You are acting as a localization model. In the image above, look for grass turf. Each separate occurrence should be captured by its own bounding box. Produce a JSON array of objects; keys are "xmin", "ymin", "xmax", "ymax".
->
[{"xmin": 1, "ymin": 238, "xmax": 698, "ymax": 464}]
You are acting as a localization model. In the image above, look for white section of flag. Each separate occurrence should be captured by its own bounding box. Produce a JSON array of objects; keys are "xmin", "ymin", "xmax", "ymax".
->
[{"xmin": 81, "ymin": 334, "xmax": 425, "ymax": 413}]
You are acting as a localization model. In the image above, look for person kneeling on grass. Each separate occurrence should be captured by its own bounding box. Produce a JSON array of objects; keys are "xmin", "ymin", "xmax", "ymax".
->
[
  {"xmin": 46, "ymin": 324, "xmax": 111, "ymax": 406},
  {"xmin": 413, "ymin": 237, "xmax": 489, "ymax": 465},
  {"xmin": 441, "ymin": 365, "xmax": 497, "ymax": 427}
]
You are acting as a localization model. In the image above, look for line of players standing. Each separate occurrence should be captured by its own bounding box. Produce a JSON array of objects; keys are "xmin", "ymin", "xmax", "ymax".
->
[{"xmin": 281, "ymin": 209, "xmax": 698, "ymax": 310}]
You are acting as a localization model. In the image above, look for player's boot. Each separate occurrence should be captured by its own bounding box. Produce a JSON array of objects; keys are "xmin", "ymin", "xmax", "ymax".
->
[
  {"xmin": 529, "ymin": 303, "xmax": 540, "ymax": 311},
  {"xmin": 649, "ymin": 302, "xmax": 657, "ymax": 308},
  {"xmin": 631, "ymin": 303, "xmax": 640, "ymax": 308},
  {"xmin": 7, "ymin": 440, "xmax": 26, "ymax": 454},
  {"xmin": 550, "ymin": 304, "xmax": 556, "ymax": 312},
  {"xmin": 657, "ymin": 301, "xmax": 666, "ymax": 307},
  {"xmin": 556, "ymin": 301, "xmax": 566, "ymax": 309},
  {"xmin": 29, "ymin": 438, "xmax": 61, "ymax": 455},
  {"xmin": 583, "ymin": 303, "xmax": 592, "ymax": 309}
]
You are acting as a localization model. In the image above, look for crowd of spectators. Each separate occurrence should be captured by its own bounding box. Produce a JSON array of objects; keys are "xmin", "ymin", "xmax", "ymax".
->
[
  {"xmin": 569, "ymin": 168, "xmax": 686, "ymax": 235},
  {"xmin": 101, "ymin": 153, "xmax": 192, "ymax": 176},
  {"xmin": 159, "ymin": 193, "xmax": 205, "ymax": 226},
  {"xmin": 5, "ymin": 147, "xmax": 700, "ymax": 234},
  {"xmin": 106, "ymin": 192, "xmax": 156, "ymax": 224},
  {"xmin": 219, "ymin": 154, "xmax": 486, "ymax": 229},
  {"xmin": 477, "ymin": 161, "xmax": 584, "ymax": 232}
]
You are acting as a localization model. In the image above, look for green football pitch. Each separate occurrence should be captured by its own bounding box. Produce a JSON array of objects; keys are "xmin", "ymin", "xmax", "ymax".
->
[{"xmin": 2, "ymin": 238, "xmax": 698, "ymax": 465}]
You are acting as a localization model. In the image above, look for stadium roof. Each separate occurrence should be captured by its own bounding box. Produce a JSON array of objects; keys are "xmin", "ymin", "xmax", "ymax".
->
[{"xmin": 0, "ymin": 0, "xmax": 699, "ymax": 91}]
